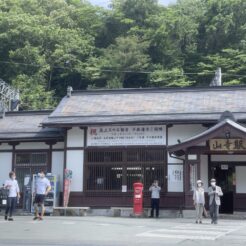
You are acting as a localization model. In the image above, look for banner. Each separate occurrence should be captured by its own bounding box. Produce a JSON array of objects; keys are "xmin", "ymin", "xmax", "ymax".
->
[
  {"xmin": 63, "ymin": 169, "xmax": 72, "ymax": 207},
  {"xmin": 87, "ymin": 125, "xmax": 166, "ymax": 146}
]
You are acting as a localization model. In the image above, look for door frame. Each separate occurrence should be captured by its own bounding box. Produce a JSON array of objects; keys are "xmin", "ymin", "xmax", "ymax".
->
[{"xmin": 209, "ymin": 161, "xmax": 237, "ymax": 214}]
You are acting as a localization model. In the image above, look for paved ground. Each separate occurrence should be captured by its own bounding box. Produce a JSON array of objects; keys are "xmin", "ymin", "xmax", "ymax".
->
[{"xmin": 0, "ymin": 216, "xmax": 246, "ymax": 246}]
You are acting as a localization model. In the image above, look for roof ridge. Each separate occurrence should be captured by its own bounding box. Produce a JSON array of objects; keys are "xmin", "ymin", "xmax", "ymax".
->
[{"xmin": 69, "ymin": 85, "xmax": 246, "ymax": 96}]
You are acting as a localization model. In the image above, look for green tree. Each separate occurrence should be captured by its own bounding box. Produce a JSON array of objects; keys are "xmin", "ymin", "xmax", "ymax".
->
[{"xmin": 91, "ymin": 36, "xmax": 150, "ymax": 88}]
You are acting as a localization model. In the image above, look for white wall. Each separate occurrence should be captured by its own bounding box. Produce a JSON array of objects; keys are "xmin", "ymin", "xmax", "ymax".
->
[
  {"xmin": 16, "ymin": 142, "xmax": 48, "ymax": 150},
  {"xmin": 0, "ymin": 143, "xmax": 12, "ymax": 150},
  {"xmin": 67, "ymin": 127, "xmax": 84, "ymax": 148},
  {"xmin": 168, "ymin": 155, "xmax": 183, "ymax": 163},
  {"xmin": 51, "ymin": 151, "xmax": 64, "ymax": 191},
  {"xmin": 200, "ymin": 155, "xmax": 208, "ymax": 190},
  {"xmin": 66, "ymin": 150, "xmax": 84, "ymax": 192},
  {"xmin": 236, "ymin": 166, "xmax": 246, "ymax": 193},
  {"xmin": 168, "ymin": 124, "xmax": 207, "ymax": 145},
  {"xmin": 211, "ymin": 155, "xmax": 246, "ymax": 162},
  {"xmin": 52, "ymin": 142, "xmax": 65, "ymax": 149},
  {"xmin": 0, "ymin": 153, "xmax": 12, "ymax": 186}
]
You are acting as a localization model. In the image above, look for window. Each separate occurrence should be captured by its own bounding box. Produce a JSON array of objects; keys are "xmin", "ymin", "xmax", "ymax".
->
[{"xmin": 85, "ymin": 148, "xmax": 166, "ymax": 191}]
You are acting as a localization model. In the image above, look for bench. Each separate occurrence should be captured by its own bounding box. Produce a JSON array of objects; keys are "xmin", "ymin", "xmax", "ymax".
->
[{"xmin": 53, "ymin": 207, "xmax": 90, "ymax": 216}]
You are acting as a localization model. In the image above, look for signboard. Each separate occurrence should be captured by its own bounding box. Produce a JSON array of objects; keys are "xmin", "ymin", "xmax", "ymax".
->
[
  {"xmin": 168, "ymin": 165, "xmax": 183, "ymax": 192},
  {"xmin": 210, "ymin": 139, "xmax": 246, "ymax": 151},
  {"xmin": 221, "ymin": 164, "xmax": 229, "ymax": 170},
  {"xmin": 189, "ymin": 164, "xmax": 197, "ymax": 191},
  {"xmin": 87, "ymin": 125, "xmax": 165, "ymax": 146},
  {"xmin": 63, "ymin": 169, "xmax": 72, "ymax": 207},
  {"xmin": 122, "ymin": 185, "xmax": 127, "ymax": 193}
]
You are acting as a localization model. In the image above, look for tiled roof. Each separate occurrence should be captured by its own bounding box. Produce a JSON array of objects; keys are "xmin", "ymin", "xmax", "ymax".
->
[
  {"xmin": 43, "ymin": 86, "xmax": 246, "ymax": 126},
  {"xmin": 0, "ymin": 111, "xmax": 64, "ymax": 141}
]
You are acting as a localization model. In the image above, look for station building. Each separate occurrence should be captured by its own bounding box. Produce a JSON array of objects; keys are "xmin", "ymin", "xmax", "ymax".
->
[{"xmin": 1, "ymin": 85, "xmax": 246, "ymax": 213}]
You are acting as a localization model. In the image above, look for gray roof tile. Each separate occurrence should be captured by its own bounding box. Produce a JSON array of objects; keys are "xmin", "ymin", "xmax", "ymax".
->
[
  {"xmin": 0, "ymin": 111, "xmax": 64, "ymax": 140},
  {"xmin": 43, "ymin": 87, "xmax": 246, "ymax": 126}
]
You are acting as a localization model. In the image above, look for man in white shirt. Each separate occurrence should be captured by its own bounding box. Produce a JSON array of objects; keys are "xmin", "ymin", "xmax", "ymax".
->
[
  {"xmin": 4, "ymin": 171, "xmax": 20, "ymax": 221},
  {"xmin": 33, "ymin": 170, "xmax": 51, "ymax": 221},
  {"xmin": 149, "ymin": 180, "xmax": 161, "ymax": 218}
]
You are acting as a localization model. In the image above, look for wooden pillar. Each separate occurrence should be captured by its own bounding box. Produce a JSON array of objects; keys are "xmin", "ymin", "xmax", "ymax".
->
[{"xmin": 45, "ymin": 140, "xmax": 57, "ymax": 173}]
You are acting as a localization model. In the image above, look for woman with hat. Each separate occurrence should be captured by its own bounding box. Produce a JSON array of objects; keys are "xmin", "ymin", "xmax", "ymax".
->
[{"xmin": 193, "ymin": 180, "xmax": 205, "ymax": 224}]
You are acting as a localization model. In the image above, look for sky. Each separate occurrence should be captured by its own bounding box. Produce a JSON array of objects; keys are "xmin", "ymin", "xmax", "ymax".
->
[{"xmin": 89, "ymin": 0, "xmax": 177, "ymax": 8}]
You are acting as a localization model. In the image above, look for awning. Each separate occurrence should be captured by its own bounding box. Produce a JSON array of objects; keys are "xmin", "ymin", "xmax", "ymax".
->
[{"xmin": 168, "ymin": 118, "xmax": 246, "ymax": 156}]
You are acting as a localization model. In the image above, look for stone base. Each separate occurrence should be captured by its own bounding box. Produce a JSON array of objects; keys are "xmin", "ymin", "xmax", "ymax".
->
[{"xmin": 53, "ymin": 207, "xmax": 90, "ymax": 216}]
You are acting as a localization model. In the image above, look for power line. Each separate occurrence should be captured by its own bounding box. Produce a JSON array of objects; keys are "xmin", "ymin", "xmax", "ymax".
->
[{"xmin": 0, "ymin": 60, "xmax": 246, "ymax": 78}]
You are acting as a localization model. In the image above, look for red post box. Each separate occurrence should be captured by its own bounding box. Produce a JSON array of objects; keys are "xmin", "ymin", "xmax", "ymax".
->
[{"xmin": 133, "ymin": 182, "xmax": 143, "ymax": 215}]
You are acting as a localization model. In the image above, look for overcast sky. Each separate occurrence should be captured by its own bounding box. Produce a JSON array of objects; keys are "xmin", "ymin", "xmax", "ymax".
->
[{"xmin": 89, "ymin": 0, "xmax": 177, "ymax": 8}]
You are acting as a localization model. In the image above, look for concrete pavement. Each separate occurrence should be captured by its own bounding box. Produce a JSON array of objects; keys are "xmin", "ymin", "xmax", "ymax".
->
[{"xmin": 0, "ymin": 216, "xmax": 246, "ymax": 245}]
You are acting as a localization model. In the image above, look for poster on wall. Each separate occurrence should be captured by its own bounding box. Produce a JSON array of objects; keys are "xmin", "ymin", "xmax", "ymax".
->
[
  {"xmin": 168, "ymin": 165, "xmax": 183, "ymax": 192},
  {"xmin": 189, "ymin": 164, "xmax": 197, "ymax": 191},
  {"xmin": 87, "ymin": 125, "xmax": 165, "ymax": 146}
]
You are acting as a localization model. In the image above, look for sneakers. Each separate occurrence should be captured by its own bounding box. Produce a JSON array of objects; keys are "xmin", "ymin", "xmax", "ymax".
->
[
  {"xmin": 4, "ymin": 215, "xmax": 14, "ymax": 221},
  {"xmin": 33, "ymin": 216, "xmax": 43, "ymax": 221}
]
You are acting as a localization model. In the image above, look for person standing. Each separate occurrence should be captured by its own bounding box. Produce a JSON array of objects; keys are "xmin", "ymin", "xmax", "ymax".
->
[
  {"xmin": 149, "ymin": 180, "xmax": 161, "ymax": 218},
  {"xmin": 4, "ymin": 171, "xmax": 20, "ymax": 221},
  {"xmin": 208, "ymin": 178, "xmax": 223, "ymax": 224},
  {"xmin": 193, "ymin": 180, "xmax": 205, "ymax": 224},
  {"xmin": 33, "ymin": 170, "xmax": 51, "ymax": 221}
]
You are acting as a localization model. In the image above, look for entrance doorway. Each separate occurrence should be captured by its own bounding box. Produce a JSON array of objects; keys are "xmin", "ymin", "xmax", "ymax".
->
[
  {"xmin": 210, "ymin": 164, "xmax": 235, "ymax": 214},
  {"xmin": 14, "ymin": 152, "xmax": 48, "ymax": 208}
]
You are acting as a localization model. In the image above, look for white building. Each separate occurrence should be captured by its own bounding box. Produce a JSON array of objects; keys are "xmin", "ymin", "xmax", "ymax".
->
[{"xmin": 1, "ymin": 86, "xmax": 246, "ymax": 213}]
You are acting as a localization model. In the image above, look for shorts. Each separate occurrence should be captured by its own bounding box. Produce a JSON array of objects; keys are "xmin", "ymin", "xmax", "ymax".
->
[{"xmin": 34, "ymin": 194, "xmax": 45, "ymax": 205}]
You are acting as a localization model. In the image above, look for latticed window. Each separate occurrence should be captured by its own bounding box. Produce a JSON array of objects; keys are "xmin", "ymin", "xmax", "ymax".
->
[
  {"xmin": 15, "ymin": 152, "xmax": 48, "ymax": 192},
  {"xmin": 85, "ymin": 148, "xmax": 166, "ymax": 191}
]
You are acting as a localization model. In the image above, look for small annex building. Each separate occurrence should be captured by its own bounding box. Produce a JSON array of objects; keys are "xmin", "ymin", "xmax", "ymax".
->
[{"xmin": 1, "ymin": 85, "xmax": 246, "ymax": 213}]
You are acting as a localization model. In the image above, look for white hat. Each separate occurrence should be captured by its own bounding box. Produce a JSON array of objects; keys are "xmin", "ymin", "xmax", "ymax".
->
[{"xmin": 197, "ymin": 180, "xmax": 203, "ymax": 184}]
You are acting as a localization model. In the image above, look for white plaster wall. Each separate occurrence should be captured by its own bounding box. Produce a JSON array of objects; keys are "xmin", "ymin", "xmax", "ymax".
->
[
  {"xmin": 16, "ymin": 142, "xmax": 48, "ymax": 150},
  {"xmin": 67, "ymin": 127, "xmax": 84, "ymax": 148},
  {"xmin": 211, "ymin": 155, "xmax": 246, "ymax": 162},
  {"xmin": 168, "ymin": 155, "xmax": 183, "ymax": 164},
  {"xmin": 236, "ymin": 166, "xmax": 246, "ymax": 193},
  {"xmin": 0, "ymin": 143, "xmax": 12, "ymax": 150},
  {"xmin": 51, "ymin": 151, "xmax": 64, "ymax": 191},
  {"xmin": 0, "ymin": 153, "xmax": 12, "ymax": 186},
  {"xmin": 66, "ymin": 150, "xmax": 84, "ymax": 192},
  {"xmin": 168, "ymin": 124, "xmax": 207, "ymax": 145},
  {"xmin": 200, "ymin": 155, "xmax": 208, "ymax": 190},
  {"xmin": 52, "ymin": 142, "xmax": 65, "ymax": 149}
]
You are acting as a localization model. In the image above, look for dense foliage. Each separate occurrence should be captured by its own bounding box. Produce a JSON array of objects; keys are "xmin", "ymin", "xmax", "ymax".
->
[{"xmin": 0, "ymin": 0, "xmax": 245, "ymax": 109}]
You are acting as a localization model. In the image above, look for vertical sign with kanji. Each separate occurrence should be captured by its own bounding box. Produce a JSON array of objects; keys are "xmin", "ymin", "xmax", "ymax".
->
[{"xmin": 63, "ymin": 169, "xmax": 72, "ymax": 207}]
